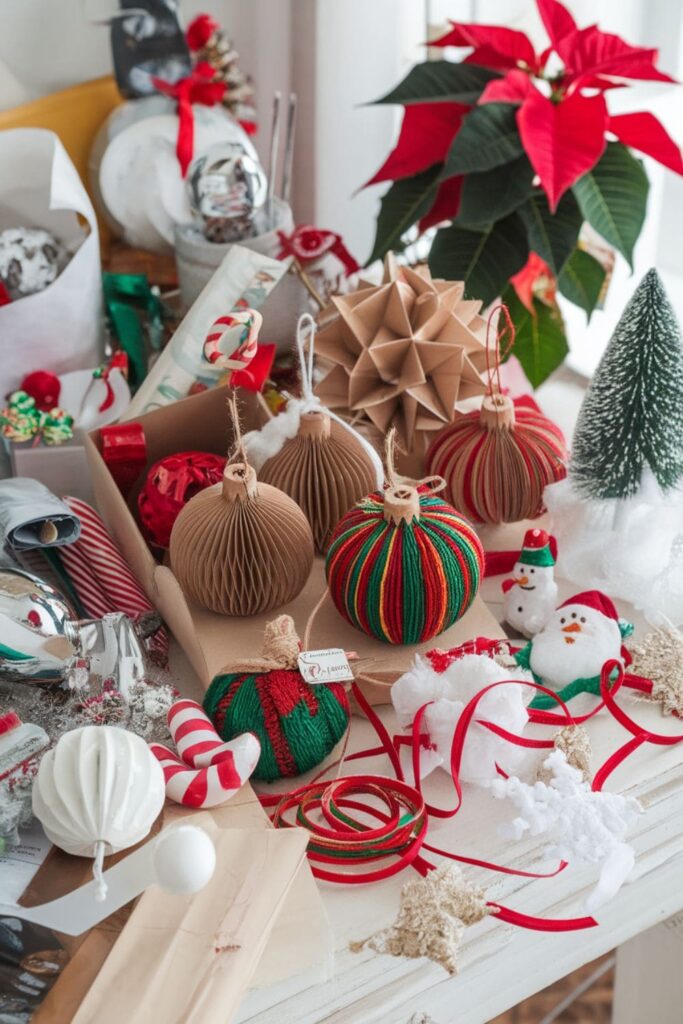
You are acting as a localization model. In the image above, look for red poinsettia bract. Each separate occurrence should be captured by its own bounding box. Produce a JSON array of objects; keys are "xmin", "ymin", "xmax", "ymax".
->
[{"xmin": 371, "ymin": 0, "xmax": 680, "ymax": 215}]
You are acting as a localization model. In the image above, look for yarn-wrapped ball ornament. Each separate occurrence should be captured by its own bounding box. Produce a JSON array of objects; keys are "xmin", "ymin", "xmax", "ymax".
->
[
  {"xmin": 169, "ymin": 461, "xmax": 314, "ymax": 616},
  {"xmin": 426, "ymin": 394, "xmax": 567, "ymax": 524},
  {"xmin": 325, "ymin": 480, "xmax": 484, "ymax": 644},
  {"xmin": 259, "ymin": 410, "xmax": 379, "ymax": 553},
  {"xmin": 138, "ymin": 451, "xmax": 226, "ymax": 549},
  {"xmin": 204, "ymin": 615, "xmax": 350, "ymax": 781}
]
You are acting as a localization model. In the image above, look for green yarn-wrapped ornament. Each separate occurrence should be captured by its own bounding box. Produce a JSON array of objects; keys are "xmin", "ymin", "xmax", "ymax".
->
[
  {"xmin": 325, "ymin": 437, "xmax": 484, "ymax": 645},
  {"xmin": 204, "ymin": 615, "xmax": 350, "ymax": 782}
]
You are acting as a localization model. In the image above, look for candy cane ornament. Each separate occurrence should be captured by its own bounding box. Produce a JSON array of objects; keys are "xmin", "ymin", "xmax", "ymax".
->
[
  {"xmin": 150, "ymin": 699, "xmax": 260, "ymax": 808},
  {"xmin": 202, "ymin": 309, "xmax": 263, "ymax": 374}
]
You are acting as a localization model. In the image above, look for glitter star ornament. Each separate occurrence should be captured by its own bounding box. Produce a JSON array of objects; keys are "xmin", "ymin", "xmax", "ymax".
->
[{"xmin": 314, "ymin": 255, "xmax": 488, "ymax": 452}]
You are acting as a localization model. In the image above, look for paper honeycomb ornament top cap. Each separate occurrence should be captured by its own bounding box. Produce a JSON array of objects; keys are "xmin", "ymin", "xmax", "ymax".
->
[
  {"xmin": 480, "ymin": 392, "xmax": 515, "ymax": 431},
  {"xmin": 222, "ymin": 461, "xmax": 258, "ymax": 501},
  {"xmin": 299, "ymin": 409, "xmax": 331, "ymax": 439},
  {"xmin": 558, "ymin": 589, "xmax": 619, "ymax": 622},
  {"xmin": 520, "ymin": 528, "xmax": 556, "ymax": 567}
]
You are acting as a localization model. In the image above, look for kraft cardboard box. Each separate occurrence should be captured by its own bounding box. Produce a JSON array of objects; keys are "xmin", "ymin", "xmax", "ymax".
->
[{"xmin": 85, "ymin": 384, "xmax": 504, "ymax": 700}]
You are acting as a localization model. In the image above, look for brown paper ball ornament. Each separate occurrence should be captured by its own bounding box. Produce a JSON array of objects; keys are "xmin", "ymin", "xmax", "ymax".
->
[
  {"xmin": 258, "ymin": 410, "xmax": 379, "ymax": 553},
  {"xmin": 169, "ymin": 461, "xmax": 314, "ymax": 616},
  {"xmin": 426, "ymin": 306, "xmax": 568, "ymax": 524}
]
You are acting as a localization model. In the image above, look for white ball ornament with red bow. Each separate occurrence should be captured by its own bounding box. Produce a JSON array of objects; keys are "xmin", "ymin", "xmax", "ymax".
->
[{"xmin": 502, "ymin": 528, "xmax": 558, "ymax": 638}]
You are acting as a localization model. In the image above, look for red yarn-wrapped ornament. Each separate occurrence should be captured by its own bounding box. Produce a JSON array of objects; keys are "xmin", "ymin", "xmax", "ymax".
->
[
  {"xmin": 138, "ymin": 451, "xmax": 226, "ymax": 549},
  {"xmin": 21, "ymin": 370, "xmax": 61, "ymax": 412},
  {"xmin": 426, "ymin": 307, "xmax": 568, "ymax": 524}
]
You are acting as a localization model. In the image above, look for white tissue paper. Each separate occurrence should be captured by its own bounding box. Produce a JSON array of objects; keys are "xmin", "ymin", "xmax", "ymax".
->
[
  {"xmin": 391, "ymin": 654, "xmax": 535, "ymax": 784},
  {"xmin": 0, "ymin": 129, "xmax": 102, "ymax": 398},
  {"xmin": 490, "ymin": 749, "xmax": 641, "ymax": 911}
]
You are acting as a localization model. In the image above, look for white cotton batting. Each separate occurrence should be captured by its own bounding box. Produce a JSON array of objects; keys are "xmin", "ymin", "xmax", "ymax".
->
[
  {"xmin": 544, "ymin": 471, "xmax": 683, "ymax": 626},
  {"xmin": 490, "ymin": 748, "xmax": 641, "ymax": 911},
  {"xmin": 391, "ymin": 653, "xmax": 535, "ymax": 784}
]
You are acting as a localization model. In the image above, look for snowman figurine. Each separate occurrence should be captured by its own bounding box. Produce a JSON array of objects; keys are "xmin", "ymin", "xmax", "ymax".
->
[
  {"xmin": 515, "ymin": 590, "xmax": 633, "ymax": 701},
  {"xmin": 502, "ymin": 529, "xmax": 558, "ymax": 638}
]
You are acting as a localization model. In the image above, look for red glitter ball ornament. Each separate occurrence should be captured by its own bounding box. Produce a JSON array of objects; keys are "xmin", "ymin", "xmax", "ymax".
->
[
  {"xmin": 138, "ymin": 451, "xmax": 226, "ymax": 549},
  {"xmin": 21, "ymin": 370, "xmax": 61, "ymax": 411}
]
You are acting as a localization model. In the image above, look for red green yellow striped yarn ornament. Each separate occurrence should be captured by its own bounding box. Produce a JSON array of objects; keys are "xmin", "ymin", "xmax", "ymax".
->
[
  {"xmin": 325, "ymin": 434, "xmax": 484, "ymax": 645},
  {"xmin": 204, "ymin": 615, "xmax": 350, "ymax": 782},
  {"xmin": 426, "ymin": 306, "xmax": 567, "ymax": 524}
]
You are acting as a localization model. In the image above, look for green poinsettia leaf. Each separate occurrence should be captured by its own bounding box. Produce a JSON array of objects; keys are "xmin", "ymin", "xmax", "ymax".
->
[
  {"xmin": 457, "ymin": 154, "xmax": 535, "ymax": 228},
  {"xmin": 365, "ymin": 164, "xmax": 441, "ymax": 266},
  {"xmin": 558, "ymin": 249, "xmax": 607, "ymax": 320},
  {"xmin": 441, "ymin": 103, "xmax": 523, "ymax": 177},
  {"xmin": 503, "ymin": 285, "xmax": 569, "ymax": 388},
  {"xmin": 572, "ymin": 142, "xmax": 649, "ymax": 270},
  {"xmin": 518, "ymin": 189, "xmax": 583, "ymax": 275},
  {"xmin": 429, "ymin": 214, "xmax": 529, "ymax": 306},
  {"xmin": 373, "ymin": 62, "xmax": 501, "ymax": 105}
]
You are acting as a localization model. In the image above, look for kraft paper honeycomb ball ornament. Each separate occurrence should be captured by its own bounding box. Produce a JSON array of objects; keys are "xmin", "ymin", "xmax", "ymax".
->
[
  {"xmin": 259, "ymin": 409, "xmax": 380, "ymax": 553},
  {"xmin": 325, "ymin": 431, "xmax": 484, "ymax": 644},
  {"xmin": 170, "ymin": 459, "xmax": 314, "ymax": 616},
  {"xmin": 244, "ymin": 314, "xmax": 385, "ymax": 554},
  {"xmin": 170, "ymin": 394, "xmax": 315, "ymax": 615},
  {"xmin": 426, "ymin": 306, "xmax": 567, "ymax": 524}
]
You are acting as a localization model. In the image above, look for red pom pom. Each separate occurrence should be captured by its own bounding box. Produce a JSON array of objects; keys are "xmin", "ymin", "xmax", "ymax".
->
[
  {"xmin": 21, "ymin": 371, "xmax": 61, "ymax": 412},
  {"xmin": 138, "ymin": 451, "xmax": 226, "ymax": 550},
  {"xmin": 186, "ymin": 13, "xmax": 219, "ymax": 50}
]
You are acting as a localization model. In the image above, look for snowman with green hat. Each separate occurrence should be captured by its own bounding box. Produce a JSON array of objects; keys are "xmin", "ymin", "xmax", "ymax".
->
[{"xmin": 502, "ymin": 528, "xmax": 558, "ymax": 638}]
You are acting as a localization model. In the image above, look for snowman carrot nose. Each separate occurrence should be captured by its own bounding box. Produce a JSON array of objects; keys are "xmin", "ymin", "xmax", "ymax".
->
[
  {"xmin": 562, "ymin": 622, "xmax": 582, "ymax": 633},
  {"xmin": 516, "ymin": 575, "xmax": 529, "ymax": 585}
]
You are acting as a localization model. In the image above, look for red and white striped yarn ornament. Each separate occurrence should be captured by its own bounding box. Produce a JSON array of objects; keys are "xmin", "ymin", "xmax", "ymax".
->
[
  {"xmin": 426, "ymin": 306, "xmax": 568, "ymax": 525},
  {"xmin": 202, "ymin": 309, "xmax": 263, "ymax": 374},
  {"xmin": 150, "ymin": 699, "xmax": 260, "ymax": 808},
  {"xmin": 59, "ymin": 496, "xmax": 169, "ymax": 663}
]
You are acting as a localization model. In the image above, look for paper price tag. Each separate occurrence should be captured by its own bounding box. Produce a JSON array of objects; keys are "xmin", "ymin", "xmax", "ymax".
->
[{"xmin": 298, "ymin": 649, "xmax": 354, "ymax": 684}]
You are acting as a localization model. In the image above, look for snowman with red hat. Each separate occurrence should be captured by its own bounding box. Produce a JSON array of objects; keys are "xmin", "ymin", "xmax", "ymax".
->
[
  {"xmin": 502, "ymin": 528, "xmax": 558, "ymax": 638},
  {"xmin": 514, "ymin": 590, "xmax": 634, "ymax": 706}
]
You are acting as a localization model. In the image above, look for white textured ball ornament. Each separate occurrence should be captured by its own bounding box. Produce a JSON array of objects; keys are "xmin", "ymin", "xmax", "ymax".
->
[
  {"xmin": 153, "ymin": 825, "xmax": 217, "ymax": 894},
  {"xmin": 32, "ymin": 726, "xmax": 166, "ymax": 899}
]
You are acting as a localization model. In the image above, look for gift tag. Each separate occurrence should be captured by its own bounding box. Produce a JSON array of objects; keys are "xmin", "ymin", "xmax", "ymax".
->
[{"xmin": 298, "ymin": 649, "xmax": 353, "ymax": 684}]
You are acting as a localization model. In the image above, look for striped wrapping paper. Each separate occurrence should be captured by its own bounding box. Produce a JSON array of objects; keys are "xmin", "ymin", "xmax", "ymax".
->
[{"xmin": 57, "ymin": 496, "xmax": 169, "ymax": 663}]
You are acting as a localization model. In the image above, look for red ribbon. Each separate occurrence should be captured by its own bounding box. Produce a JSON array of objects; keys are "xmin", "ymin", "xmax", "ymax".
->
[
  {"xmin": 152, "ymin": 63, "xmax": 226, "ymax": 177},
  {"xmin": 277, "ymin": 225, "xmax": 360, "ymax": 276},
  {"xmin": 100, "ymin": 422, "xmax": 147, "ymax": 497}
]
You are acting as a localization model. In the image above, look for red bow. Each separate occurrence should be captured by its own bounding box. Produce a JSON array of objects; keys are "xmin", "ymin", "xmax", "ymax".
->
[
  {"xmin": 277, "ymin": 225, "xmax": 359, "ymax": 277},
  {"xmin": 152, "ymin": 63, "xmax": 226, "ymax": 177}
]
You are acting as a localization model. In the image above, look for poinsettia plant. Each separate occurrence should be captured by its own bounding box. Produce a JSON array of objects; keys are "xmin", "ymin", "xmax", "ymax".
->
[{"xmin": 364, "ymin": 0, "xmax": 682, "ymax": 386}]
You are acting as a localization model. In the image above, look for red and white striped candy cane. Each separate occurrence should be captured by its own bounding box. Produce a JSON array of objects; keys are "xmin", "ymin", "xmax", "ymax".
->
[
  {"xmin": 150, "ymin": 731, "xmax": 260, "ymax": 808},
  {"xmin": 202, "ymin": 309, "xmax": 262, "ymax": 373},
  {"xmin": 167, "ymin": 698, "xmax": 246, "ymax": 767},
  {"xmin": 60, "ymin": 496, "xmax": 169, "ymax": 662}
]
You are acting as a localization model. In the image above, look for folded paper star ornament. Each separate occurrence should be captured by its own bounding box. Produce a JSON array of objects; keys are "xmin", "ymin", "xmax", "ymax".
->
[{"xmin": 314, "ymin": 258, "xmax": 488, "ymax": 451}]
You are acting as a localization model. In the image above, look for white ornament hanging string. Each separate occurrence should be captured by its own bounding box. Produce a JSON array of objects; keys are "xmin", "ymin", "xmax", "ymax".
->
[{"xmin": 243, "ymin": 313, "xmax": 384, "ymax": 487}]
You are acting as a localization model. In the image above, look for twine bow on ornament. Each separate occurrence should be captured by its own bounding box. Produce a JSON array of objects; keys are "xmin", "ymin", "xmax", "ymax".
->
[{"xmin": 152, "ymin": 63, "xmax": 226, "ymax": 176}]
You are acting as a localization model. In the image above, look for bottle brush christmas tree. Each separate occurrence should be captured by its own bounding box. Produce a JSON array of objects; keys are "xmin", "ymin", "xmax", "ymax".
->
[
  {"xmin": 544, "ymin": 268, "xmax": 683, "ymax": 624},
  {"xmin": 571, "ymin": 268, "xmax": 683, "ymax": 500}
]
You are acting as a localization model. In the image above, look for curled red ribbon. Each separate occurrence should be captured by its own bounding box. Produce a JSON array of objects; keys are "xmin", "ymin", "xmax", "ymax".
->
[
  {"xmin": 277, "ymin": 225, "xmax": 360, "ymax": 276},
  {"xmin": 152, "ymin": 63, "xmax": 226, "ymax": 177}
]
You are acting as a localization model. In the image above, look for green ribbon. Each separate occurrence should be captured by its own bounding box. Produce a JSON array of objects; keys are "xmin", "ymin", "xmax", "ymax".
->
[{"xmin": 103, "ymin": 273, "xmax": 166, "ymax": 391}]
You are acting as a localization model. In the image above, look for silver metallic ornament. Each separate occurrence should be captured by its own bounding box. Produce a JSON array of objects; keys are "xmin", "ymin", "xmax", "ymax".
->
[
  {"xmin": 187, "ymin": 142, "xmax": 268, "ymax": 244},
  {"xmin": 0, "ymin": 568, "xmax": 153, "ymax": 696}
]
